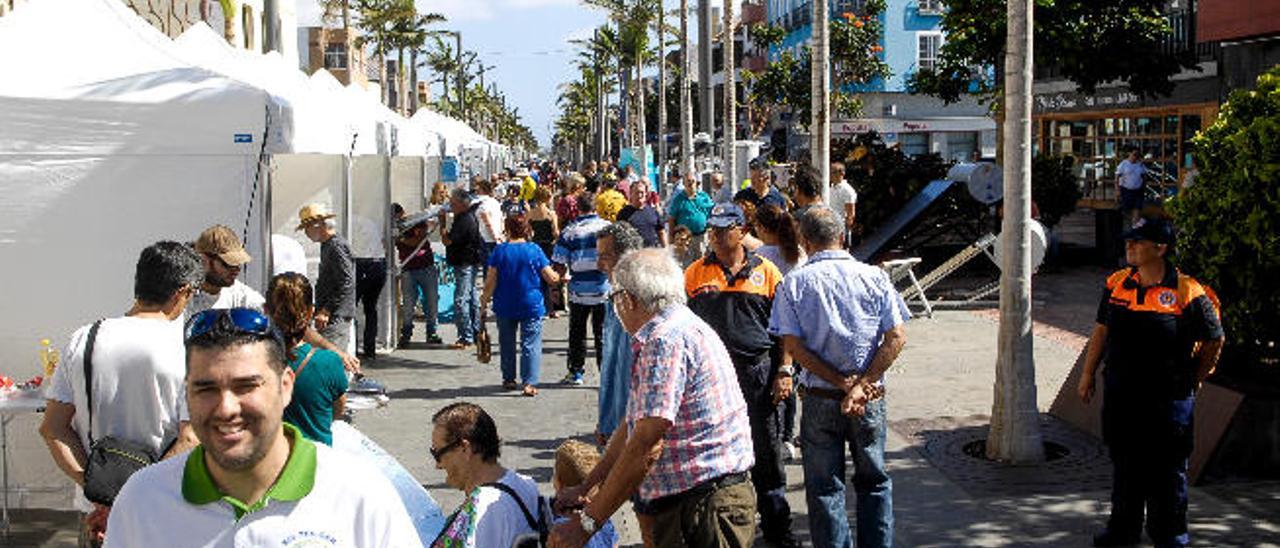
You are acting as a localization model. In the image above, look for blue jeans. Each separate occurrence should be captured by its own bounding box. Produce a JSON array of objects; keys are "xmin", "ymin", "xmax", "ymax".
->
[
  {"xmin": 451, "ymin": 264, "xmax": 482, "ymax": 344},
  {"xmin": 400, "ymin": 264, "xmax": 439, "ymax": 339},
  {"xmin": 801, "ymin": 396, "xmax": 893, "ymax": 548},
  {"xmin": 496, "ymin": 316, "xmax": 543, "ymax": 386}
]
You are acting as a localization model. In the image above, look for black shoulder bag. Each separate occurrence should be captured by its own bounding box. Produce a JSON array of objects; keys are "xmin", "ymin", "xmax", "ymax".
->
[{"xmin": 81, "ymin": 320, "xmax": 162, "ymax": 505}]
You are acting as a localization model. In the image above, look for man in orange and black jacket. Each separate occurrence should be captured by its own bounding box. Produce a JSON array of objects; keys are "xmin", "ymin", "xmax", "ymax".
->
[{"xmin": 1078, "ymin": 218, "xmax": 1224, "ymax": 548}]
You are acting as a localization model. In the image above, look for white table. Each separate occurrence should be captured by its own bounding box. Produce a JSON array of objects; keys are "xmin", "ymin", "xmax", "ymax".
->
[
  {"xmin": 880, "ymin": 257, "xmax": 934, "ymax": 318},
  {"xmin": 0, "ymin": 391, "xmax": 45, "ymax": 535}
]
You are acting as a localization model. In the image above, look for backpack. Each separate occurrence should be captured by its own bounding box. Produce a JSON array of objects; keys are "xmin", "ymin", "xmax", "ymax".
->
[{"xmin": 483, "ymin": 481, "xmax": 550, "ymax": 548}]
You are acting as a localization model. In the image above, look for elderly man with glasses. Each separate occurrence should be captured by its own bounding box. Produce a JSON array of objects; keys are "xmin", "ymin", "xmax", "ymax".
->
[{"xmin": 551, "ymin": 249, "xmax": 757, "ymax": 548}]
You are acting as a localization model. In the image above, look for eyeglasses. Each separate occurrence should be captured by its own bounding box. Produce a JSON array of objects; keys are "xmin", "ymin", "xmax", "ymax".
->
[
  {"xmin": 204, "ymin": 253, "xmax": 237, "ymax": 270},
  {"xmin": 430, "ymin": 439, "xmax": 463, "ymax": 463},
  {"xmin": 607, "ymin": 288, "xmax": 628, "ymax": 302},
  {"xmin": 185, "ymin": 308, "xmax": 274, "ymax": 342}
]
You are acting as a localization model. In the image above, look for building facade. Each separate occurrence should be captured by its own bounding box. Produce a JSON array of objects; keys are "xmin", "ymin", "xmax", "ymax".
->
[
  {"xmin": 766, "ymin": 0, "xmax": 996, "ymax": 161},
  {"xmin": 123, "ymin": 0, "xmax": 300, "ymax": 68},
  {"xmin": 1027, "ymin": 1, "xmax": 1277, "ymax": 208}
]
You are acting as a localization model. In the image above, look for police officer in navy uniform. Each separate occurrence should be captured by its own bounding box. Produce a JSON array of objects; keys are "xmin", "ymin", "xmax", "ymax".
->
[{"xmin": 1078, "ymin": 218, "xmax": 1225, "ymax": 548}]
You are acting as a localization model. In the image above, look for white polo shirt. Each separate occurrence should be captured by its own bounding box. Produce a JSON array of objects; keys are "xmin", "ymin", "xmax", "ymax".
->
[{"xmin": 104, "ymin": 425, "xmax": 421, "ymax": 548}]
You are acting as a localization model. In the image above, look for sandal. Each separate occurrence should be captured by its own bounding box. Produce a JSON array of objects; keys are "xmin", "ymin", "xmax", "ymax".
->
[
  {"xmin": 522, "ymin": 385, "xmax": 539, "ymax": 397},
  {"xmin": 502, "ymin": 380, "xmax": 520, "ymax": 391}
]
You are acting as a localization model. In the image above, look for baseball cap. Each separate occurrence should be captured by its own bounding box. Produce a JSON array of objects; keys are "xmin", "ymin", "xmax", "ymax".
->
[
  {"xmin": 1121, "ymin": 218, "xmax": 1174, "ymax": 245},
  {"xmin": 749, "ymin": 156, "xmax": 769, "ymax": 170},
  {"xmin": 706, "ymin": 203, "xmax": 747, "ymax": 229},
  {"xmin": 194, "ymin": 225, "xmax": 252, "ymax": 266}
]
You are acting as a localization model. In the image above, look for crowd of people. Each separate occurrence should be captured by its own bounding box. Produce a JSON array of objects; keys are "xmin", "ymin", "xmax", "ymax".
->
[{"xmin": 33, "ymin": 153, "xmax": 1223, "ymax": 548}]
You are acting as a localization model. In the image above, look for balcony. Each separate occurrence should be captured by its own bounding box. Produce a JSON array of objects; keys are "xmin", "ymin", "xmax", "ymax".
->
[{"xmin": 741, "ymin": 3, "xmax": 765, "ymax": 25}]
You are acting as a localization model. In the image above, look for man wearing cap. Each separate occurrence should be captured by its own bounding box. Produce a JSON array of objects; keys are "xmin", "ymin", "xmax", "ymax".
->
[
  {"xmin": 684, "ymin": 203, "xmax": 797, "ymax": 547},
  {"xmin": 1078, "ymin": 218, "xmax": 1224, "ymax": 548},
  {"xmin": 191, "ymin": 225, "xmax": 360, "ymax": 373},
  {"xmin": 189, "ymin": 225, "xmax": 264, "ymax": 313},
  {"xmin": 298, "ymin": 203, "xmax": 358, "ymax": 355},
  {"xmin": 734, "ymin": 157, "xmax": 788, "ymax": 211}
]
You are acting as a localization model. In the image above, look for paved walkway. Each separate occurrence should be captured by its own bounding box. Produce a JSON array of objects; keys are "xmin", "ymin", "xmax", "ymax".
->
[{"xmin": 6, "ymin": 267, "xmax": 1279, "ymax": 547}]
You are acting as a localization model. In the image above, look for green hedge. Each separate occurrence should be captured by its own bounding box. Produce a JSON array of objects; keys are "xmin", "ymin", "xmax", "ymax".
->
[{"xmin": 1168, "ymin": 65, "xmax": 1280, "ymax": 364}]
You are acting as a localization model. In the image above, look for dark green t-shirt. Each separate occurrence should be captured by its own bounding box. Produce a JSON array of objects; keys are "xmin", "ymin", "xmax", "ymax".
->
[{"xmin": 282, "ymin": 343, "xmax": 348, "ymax": 446}]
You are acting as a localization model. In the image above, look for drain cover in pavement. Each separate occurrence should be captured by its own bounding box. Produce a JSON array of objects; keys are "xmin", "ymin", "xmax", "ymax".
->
[{"xmin": 892, "ymin": 414, "xmax": 1112, "ymax": 498}]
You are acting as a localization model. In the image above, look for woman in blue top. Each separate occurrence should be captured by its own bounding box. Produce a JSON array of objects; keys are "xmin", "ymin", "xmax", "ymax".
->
[
  {"xmin": 481, "ymin": 215, "xmax": 562, "ymax": 396},
  {"xmin": 264, "ymin": 272, "xmax": 349, "ymax": 445}
]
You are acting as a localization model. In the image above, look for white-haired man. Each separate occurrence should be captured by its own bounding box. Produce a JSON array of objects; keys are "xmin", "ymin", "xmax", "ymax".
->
[{"xmin": 550, "ymin": 249, "xmax": 757, "ymax": 548}]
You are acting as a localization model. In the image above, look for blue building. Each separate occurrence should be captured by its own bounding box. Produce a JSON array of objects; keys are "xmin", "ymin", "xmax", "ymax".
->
[{"xmin": 766, "ymin": 0, "xmax": 995, "ymax": 160}]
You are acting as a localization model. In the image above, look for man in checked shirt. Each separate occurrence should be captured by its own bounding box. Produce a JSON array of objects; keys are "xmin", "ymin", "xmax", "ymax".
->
[{"xmin": 549, "ymin": 248, "xmax": 757, "ymax": 548}]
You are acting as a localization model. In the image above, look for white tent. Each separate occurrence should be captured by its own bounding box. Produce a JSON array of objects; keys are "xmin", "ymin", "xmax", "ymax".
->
[
  {"xmin": 175, "ymin": 23, "xmax": 354, "ymax": 155},
  {"xmin": 0, "ymin": 0, "xmax": 285, "ymax": 378}
]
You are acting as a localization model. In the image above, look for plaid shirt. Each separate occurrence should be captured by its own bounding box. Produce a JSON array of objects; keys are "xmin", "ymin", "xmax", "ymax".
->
[{"xmin": 626, "ymin": 305, "xmax": 754, "ymax": 501}]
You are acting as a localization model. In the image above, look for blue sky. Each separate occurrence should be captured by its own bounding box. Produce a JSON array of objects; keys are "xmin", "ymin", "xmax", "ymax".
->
[{"xmin": 413, "ymin": 0, "xmax": 609, "ymax": 148}]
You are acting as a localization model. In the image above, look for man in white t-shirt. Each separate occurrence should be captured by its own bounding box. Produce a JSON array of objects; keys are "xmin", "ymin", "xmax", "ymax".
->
[
  {"xmin": 40, "ymin": 241, "xmax": 205, "ymax": 541},
  {"xmin": 104, "ymin": 308, "xmax": 419, "ymax": 547},
  {"xmin": 1115, "ymin": 149, "xmax": 1148, "ymax": 225},
  {"xmin": 829, "ymin": 162, "xmax": 858, "ymax": 246},
  {"xmin": 431, "ymin": 402, "xmax": 542, "ymax": 548},
  {"xmin": 193, "ymin": 225, "xmax": 361, "ymax": 373},
  {"xmin": 188, "ymin": 225, "xmax": 266, "ymax": 314}
]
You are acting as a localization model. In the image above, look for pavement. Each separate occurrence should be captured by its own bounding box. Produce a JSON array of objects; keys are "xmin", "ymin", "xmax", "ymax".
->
[{"xmin": 4, "ymin": 264, "xmax": 1279, "ymax": 547}]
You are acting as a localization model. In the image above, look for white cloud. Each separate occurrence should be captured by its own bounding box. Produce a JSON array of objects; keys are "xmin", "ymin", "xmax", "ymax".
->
[{"xmin": 505, "ymin": 0, "xmax": 583, "ymax": 9}]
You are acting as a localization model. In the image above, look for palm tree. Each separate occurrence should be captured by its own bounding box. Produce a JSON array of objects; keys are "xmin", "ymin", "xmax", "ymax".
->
[
  {"xmin": 679, "ymin": 0, "xmax": 693, "ymax": 176},
  {"xmin": 722, "ymin": 0, "xmax": 736, "ymax": 189},
  {"xmin": 355, "ymin": 0, "xmax": 403, "ymax": 107},
  {"xmin": 811, "ymin": 0, "xmax": 830, "ymax": 201},
  {"xmin": 581, "ymin": 0, "xmax": 661, "ymax": 160},
  {"xmin": 395, "ymin": 11, "xmax": 446, "ymax": 114},
  {"xmin": 987, "ymin": 0, "xmax": 1045, "ymax": 464}
]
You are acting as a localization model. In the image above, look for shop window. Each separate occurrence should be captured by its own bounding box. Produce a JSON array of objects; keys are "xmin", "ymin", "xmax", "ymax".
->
[{"xmin": 900, "ymin": 133, "xmax": 929, "ymax": 156}]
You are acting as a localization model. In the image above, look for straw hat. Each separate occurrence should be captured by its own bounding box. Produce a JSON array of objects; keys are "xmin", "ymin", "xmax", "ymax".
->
[{"xmin": 296, "ymin": 203, "xmax": 336, "ymax": 230}]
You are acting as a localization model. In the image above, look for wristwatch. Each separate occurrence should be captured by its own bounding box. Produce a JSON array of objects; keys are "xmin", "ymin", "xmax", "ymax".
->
[
  {"xmin": 777, "ymin": 364, "xmax": 796, "ymax": 377},
  {"xmin": 579, "ymin": 512, "xmax": 597, "ymax": 535}
]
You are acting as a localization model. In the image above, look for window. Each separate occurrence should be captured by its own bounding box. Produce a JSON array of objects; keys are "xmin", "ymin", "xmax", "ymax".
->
[
  {"xmin": 917, "ymin": 32, "xmax": 942, "ymax": 72},
  {"xmin": 918, "ymin": 0, "xmax": 944, "ymax": 14},
  {"xmin": 900, "ymin": 133, "xmax": 929, "ymax": 156},
  {"xmin": 325, "ymin": 43, "xmax": 348, "ymax": 70}
]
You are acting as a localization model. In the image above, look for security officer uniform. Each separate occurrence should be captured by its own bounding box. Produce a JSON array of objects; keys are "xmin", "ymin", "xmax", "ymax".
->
[
  {"xmin": 684, "ymin": 204, "xmax": 795, "ymax": 547},
  {"xmin": 1096, "ymin": 242, "xmax": 1223, "ymax": 547}
]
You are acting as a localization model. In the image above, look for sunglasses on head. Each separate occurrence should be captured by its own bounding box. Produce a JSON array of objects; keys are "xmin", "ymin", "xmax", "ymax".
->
[{"xmin": 185, "ymin": 308, "xmax": 275, "ymax": 343}]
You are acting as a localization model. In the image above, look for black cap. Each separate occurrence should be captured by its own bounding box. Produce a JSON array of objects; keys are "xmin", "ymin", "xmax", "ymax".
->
[
  {"xmin": 1121, "ymin": 218, "xmax": 1174, "ymax": 245},
  {"xmin": 749, "ymin": 156, "xmax": 769, "ymax": 170}
]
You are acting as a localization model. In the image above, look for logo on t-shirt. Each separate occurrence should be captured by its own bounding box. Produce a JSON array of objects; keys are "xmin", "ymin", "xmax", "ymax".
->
[{"xmin": 281, "ymin": 530, "xmax": 339, "ymax": 546}]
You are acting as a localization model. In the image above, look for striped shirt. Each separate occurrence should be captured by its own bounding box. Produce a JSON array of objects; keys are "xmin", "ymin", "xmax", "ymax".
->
[
  {"xmin": 627, "ymin": 305, "xmax": 754, "ymax": 501},
  {"xmin": 551, "ymin": 214, "xmax": 611, "ymax": 305}
]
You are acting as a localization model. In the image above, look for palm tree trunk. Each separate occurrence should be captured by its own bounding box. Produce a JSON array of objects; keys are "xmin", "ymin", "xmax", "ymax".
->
[
  {"xmin": 397, "ymin": 47, "xmax": 407, "ymax": 114},
  {"xmin": 679, "ymin": 0, "xmax": 694, "ymax": 177},
  {"xmin": 810, "ymin": 0, "xmax": 829, "ymax": 201},
  {"xmin": 636, "ymin": 44, "xmax": 647, "ymax": 182},
  {"xmin": 657, "ymin": 5, "xmax": 668, "ymax": 192},
  {"xmin": 378, "ymin": 49, "xmax": 389, "ymax": 107},
  {"xmin": 987, "ymin": 0, "xmax": 1044, "ymax": 464},
  {"xmin": 723, "ymin": 0, "xmax": 736, "ymax": 189},
  {"xmin": 410, "ymin": 49, "xmax": 420, "ymax": 113},
  {"xmin": 219, "ymin": 0, "xmax": 236, "ymax": 45}
]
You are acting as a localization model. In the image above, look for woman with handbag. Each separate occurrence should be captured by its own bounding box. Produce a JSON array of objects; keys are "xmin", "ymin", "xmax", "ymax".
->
[
  {"xmin": 480, "ymin": 215, "xmax": 561, "ymax": 397},
  {"xmin": 265, "ymin": 272, "xmax": 348, "ymax": 445}
]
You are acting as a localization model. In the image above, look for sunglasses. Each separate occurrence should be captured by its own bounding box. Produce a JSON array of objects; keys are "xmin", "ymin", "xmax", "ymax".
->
[
  {"xmin": 430, "ymin": 439, "xmax": 463, "ymax": 463},
  {"xmin": 185, "ymin": 308, "xmax": 276, "ymax": 343}
]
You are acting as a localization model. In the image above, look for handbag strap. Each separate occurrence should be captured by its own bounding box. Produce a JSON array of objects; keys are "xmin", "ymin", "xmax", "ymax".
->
[
  {"xmin": 482, "ymin": 481, "xmax": 541, "ymax": 534},
  {"xmin": 292, "ymin": 346, "xmax": 319, "ymax": 377},
  {"xmin": 83, "ymin": 319, "xmax": 104, "ymax": 442}
]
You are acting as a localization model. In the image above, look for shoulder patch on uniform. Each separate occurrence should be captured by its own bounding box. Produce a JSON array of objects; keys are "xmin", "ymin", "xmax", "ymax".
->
[{"xmin": 750, "ymin": 270, "xmax": 765, "ymax": 287}]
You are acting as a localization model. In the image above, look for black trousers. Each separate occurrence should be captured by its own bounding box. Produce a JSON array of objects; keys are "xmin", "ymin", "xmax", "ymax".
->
[
  {"xmin": 355, "ymin": 258, "xmax": 387, "ymax": 356},
  {"xmin": 735, "ymin": 358, "xmax": 792, "ymax": 537},
  {"xmin": 567, "ymin": 302, "xmax": 604, "ymax": 374}
]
